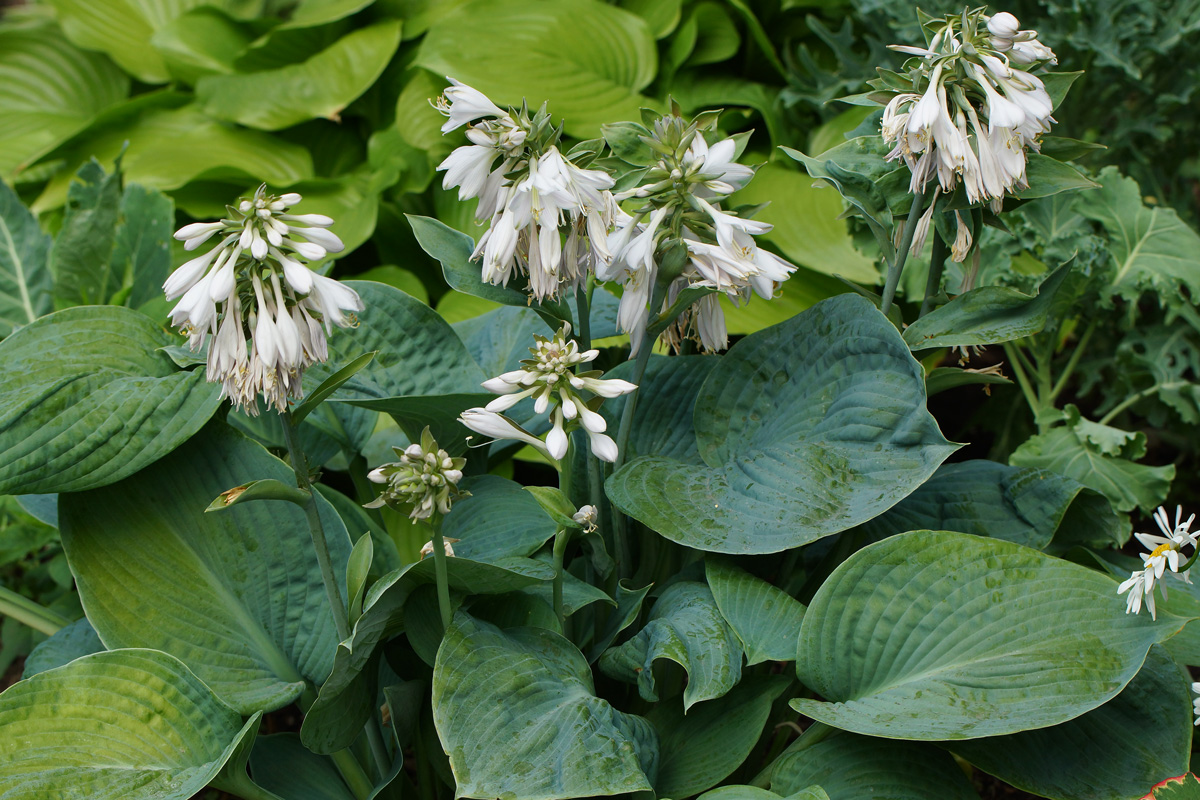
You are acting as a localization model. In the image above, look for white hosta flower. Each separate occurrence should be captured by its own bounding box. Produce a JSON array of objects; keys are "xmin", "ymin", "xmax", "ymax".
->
[
  {"xmin": 164, "ymin": 187, "xmax": 362, "ymax": 415},
  {"xmin": 1117, "ymin": 506, "xmax": 1198, "ymax": 620},
  {"xmin": 683, "ymin": 135, "xmax": 754, "ymax": 197},
  {"xmin": 459, "ymin": 408, "xmax": 554, "ymax": 460},
  {"xmin": 986, "ymin": 12, "xmax": 1020, "ymax": 39},
  {"xmin": 1192, "ymin": 682, "xmax": 1200, "ymax": 726},
  {"xmin": 572, "ymin": 504, "xmax": 598, "ymax": 533},
  {"xmin": 435, "ymin": 77, "xmax": 507, "ymax": 133},
  {"xmin": 366, "ymin": 428, "xmax": 467, "ymax": 520}
]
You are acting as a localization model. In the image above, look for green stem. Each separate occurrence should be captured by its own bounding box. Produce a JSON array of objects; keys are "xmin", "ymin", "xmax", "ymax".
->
[
  {"xmin": 1002, "ymin": 343, "xmax": 1041, "ymax": 419},
  {"xmin": 1049, "ymin": 320, "xmax": 1097, "ymax": 404},
  {"xmin": 365, "ymin": 716, "xmax": 391, "ymax": 782},
  {"xmin": 880, "ymin": 188, "xmax": 931, "ymax": 317},
  {"xmin": 281, "ymin": 409, "xmax": 350, "ymax": 643},
  {"xmin": 575, "ymin": 284, "xmax": 592, "ymax": 363},
  {"xmin": 0, "ymin": 586, "xmax": 69, "ymax": 636},
  {"xmin": 613, "ymin": 341, "xmax": 655, "ymax": 472},
  {"xmin": 429, "ymin": 514, "xmax": 453, "ymax": 633},
  {"xmin": 552, "ymin": 528, "xmax": 569, "ymax": 628},
  {"xmin": 1098, "ymin": 382, "xmax": 1181, "ymax": 426},
  {"xmin": 918, "ymin": 232, "xmax": 947, "ymax": 318},
  {"xmin": 298, "ymin": 687, "xmax": 375, "ymax": 800}
]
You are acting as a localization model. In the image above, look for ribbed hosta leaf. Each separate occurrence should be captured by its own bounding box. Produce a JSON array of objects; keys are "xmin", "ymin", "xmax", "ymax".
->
[
  {"xmin": 706, "ymin": 558, "xmax": 805, "ymax": 664},
  {"xmin": 59, "ymin": 422, "xmax": 350, "ymax": 714},
  {"xmin": 196, "ymin": 21, "xmax": 402, "ymax": 130},
  {"xmin": 607, "ymin": 294, "xmax": 956, "ymax": 554},
  {"xmin": 433, "ymin": 612, "xmax": 658, "ymax": 800},
  {"xmin": 415, "ymin": 0, "xmax": 658, "ymax": 138},
  {"xmin": 792, "ymin": 530, "xmax": 1183, "ymax": 739},
  {"xmin": 442, "ymin": 475, "xmax": 558, "ymax": 562},
  {"xmin": 951, "ymin": 645, "xmax": 1192, "ymax": 800},
  {"xmin": 0, "ymin": 24, "xmax": 129, "ymax": 177},
  {"xmin": 0, "ymin": 179, "xmax": 52, "ymax": 336},
  {"xmin": 0, "ymin": 649, "xmax": 260, "ymax": 800},
  {"xmin": 0, "ymin": 307, "xmax": 222, "ymax": 495},
  {"xmin": 23, "ymin": 617, "xmax": 104, "ymax": 678}
]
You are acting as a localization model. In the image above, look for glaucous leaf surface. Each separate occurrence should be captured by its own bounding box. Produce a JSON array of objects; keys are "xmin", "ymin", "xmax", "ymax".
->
[
  {"xmin": 196, "ymin": 20, "xmax": 402, "ymax": 130},
  {"xmin": 607, "ymin": 294, "xmax": 957, "ymax": 554},
  {"xmin": 59, "ymin": 422, "xmax": 350, "ymax": 714},
  {"xmin": 600, "ymin": 581, "xmax": 743, "ymax": 709},
  {"xmin": 767, "ymin": 731, "xmax": 977, "ymax": 800},
  {"xmin": 0, "ymin": 24, "xmax": 129, "ymax": 177},
  {"xmin": 649, "ymin": 676, "xmax": 790, "ymax": 799},
  {"xmin": 22, "ymin": 617, "xmax": 104, "ymax": 678},
  {"xmin": 601, "ymin": 355, "xmax": 716, "ymax": 463},
  {"xmin": 951, "ymin": 646, "xmax": 1191, "ymax": 800},
  {"xmin": 855, "ymin": 460, "xmax": 1123, "ymax": 551},
  {"xmin": 699, "ymin": 787, "xmax": 828, "ymax": 800},
  {"xmin": 416, "ymin": 0, "xmax": 658, "ymax": 138},
  {"xmin": 0, "ymin": 648, "xmax": 261, "ymax": 800},
  {"xmin": 433, "ymin": 612, "xmax": 658, "ymax": 800},
  {"xmin": 706, "ymin": 558, "xmax": 805, "ymax": 664},
  {"xmin": 248, "ymin": 734, "xmax": 355, "ymax": 800},
  {"xmin": 0, "ymin": 307, "xmax": 222, "ymax": 495},
  {"xmin": 0, "ymin": 178, "xmax": 52, "ymax": 336},
  {"xmin": 793, "ymin": 530, "xmax": 1183, "ymax": 739},
  {"xmin": 443, "ymin": 475, "xmax": 559, "ymax": 561}
]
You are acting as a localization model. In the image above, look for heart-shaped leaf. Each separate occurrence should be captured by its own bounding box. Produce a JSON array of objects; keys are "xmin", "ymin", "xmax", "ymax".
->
[
  {"xmin": 792, "ymin": 530, "xmax": 1183, "ymax": 739},
  {"xmin": 59, "ymin": 422, "xmax": 350, "ymax": 714},
  {"xmin": 0, "ymin": 306, "xmax": 222, "ymax": 495},
  {"xmin": 607, "ymin": 294, "xmax": 957, "ymax": 554},
  {"xmin": 706, "ymin": 558, "xmax": 805, "ymax": 665}
]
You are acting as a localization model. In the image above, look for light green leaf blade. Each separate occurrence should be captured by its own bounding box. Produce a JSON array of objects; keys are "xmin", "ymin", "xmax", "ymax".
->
[
  {"xmin": 649, "ymin": 677, "xmax": 790, "ymax": 799},
  {"xmin": 706, "ymin": 558, "xmax": 805, "ymax": 664},
  {"xmin": 0, "ymin": 178, "xmax": 52, "ymax": 336},
  {"xmin": 197, "ymin": 20, "xmax": 402, "ymax": 130},
  {"xmin": 768, "ymin": 731, "xmax": 977, "ymax": 800},
  {"xmin": 0, "ymin": 648, "xmax": 261, "ymax": 800},
  {"xmin": 149, "ymin": 7, "xmax": 254, "ymax": 84},
  {"xmin": 951, "ymin": 645, "xmax": 1192, "ymax": 800},
  {"xmin": 607, "ymin": 294, "xmax": 957, "ymax": 554},
  {"xmin": 0, "ymin": 307, "xmax": 222, "ymax": 495},
  {"xmin": 281, "ymin": 0, "xmax": 377, "ymax": 29},
  {"xmin": 23, "ymin": 617, "xmax": 104, "ymax": 678},
  {"xmin": 59, "ymin": 423, "xmax": 351, "ymax": 714},
  {"xmin": 47, "ymin": 0, "xmax": 263, "ymax": 83},
  {"xmin": 433, "ymin": 612, "xmax": 658, "ymax": 800},
  {"xmin": 0, "ymin": 24, "xmax": 129, "ymax": 177},
  {"xmin": 793, "ymin": 530, "xmax": 1183, "ymax": 740},
  {"xmin": 599, "ymin": 581, "xmax": 743, "ymax": 709},
  {"xmin": 1076, "ymin": 166, "xmax": 1200, "ymax": 307},
  {"xmin": 415, "ymin": 0, "xmax": 658, "ymax": 138}
]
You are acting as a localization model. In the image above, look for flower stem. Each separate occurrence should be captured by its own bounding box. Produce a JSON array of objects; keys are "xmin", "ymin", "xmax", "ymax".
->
[
  {"xmin": 880, "ymin": 188, "xmax": 931, "ymax": 318},
  {"xmin": 1002, "ymin": 343, "xmax": 1041, "ymax": 420},
  {"xmin": 429, "ymin": 513, "xmax": 453, "ymax": 633},
  {"xmin": 613, "ymin": 341, "xmax": 655, "ymax": 473},
  {"xmin": 918, "ymin": 231, "xmax": 947, "ymax": 318},
  {"xmin": 1098, "ymin": 382, "xmax": 1184, "ymax": 426},
  {"xmin": 1049, "ymin": 319, "xmax": 1096, "ymax": 404},
  {"xmin": 298, "ymin": 687, "xmax": 375, "ymax": 800},
  {"xmin": 281, "ymin": 409, "xmax": 350, "ymax": 642},
  {"xmin": 552, "ymin": 528, "xmax": 569, "ymax": 628},
  {"xmin": 0, "ymin": 586, "xmax": 69, "ymax": 636}
]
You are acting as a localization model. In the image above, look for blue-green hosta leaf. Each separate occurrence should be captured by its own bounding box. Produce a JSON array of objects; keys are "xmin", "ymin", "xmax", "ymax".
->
[
  {"xmin": 22, "ymin": 617, "xmax": 104, "ymax": 678},
  {"xmin": 601, "ymin": 355, "xmax": 717, "ymax": 463},
  {"xmin": 59, "ymin": 423, "xmax": 351, "ymax": 714},
  {"xmin": 767, "ymin": 731, "xmax": 977, "ymax": 800},
  {"xmin": 442, "ymin": 475, "xmax": 558, "ymax": 562},
  {"xmin": 248, "ymin": 734, "xmax": 356, "ymax": 800},
  {"xmin": 0, "ymin": 24, "xmax": 129, "ymax": 177},
  {"xmin": 0, "ymin": 307, "xmax": 222, "ymax": 495},
  {"xmin": 792, "ymin": 530, "xmax": 1184, "ymax": 740},
  {"xmin": 903, "ymin": 261, "xmax": 1072, "ymax": 350},
  {"xmin": 1076, "ymin": 166, "xmax": 1200, "ymax": 308},
  {"xmin": 649, "ymin": 677, "xmax": 790, "ymax": 799},
  {"xmin": 606, "ymin": 294, "xmax": 957, "ymax": 554},
  {"xmin": 951, "ymin": 645, "xmax": 1192, "ymax": 800},
  {"xmin": 0, "ymin": 648, "xmax": 262, "ymax": 800},
  {"xmin": 433, "ymin": 612, "xmax": 658, "ymax": 800},
  {"xmin": 47, "ymin": 0, "xmax": 263, "ymax": 83},
  {"xmin": 856, "ymin": 460, "xmax": 1124, "ymax": 551},
  {"xmin": 699, "ymin": 787, "xmax": 828, "ymax": 800},
  {"xmin": 0, "ymin": 178, "xmax": 52, "ymax": 336},
  {"xmin": 706, "ymin": 558, "xmax": 805, "ymax": 664},
  {"xmin": 303, "ymin": 555, "xmax": 553, "ymax": 753},
  {"xmin": 196, "ymin": 20, "xmax": 402, "ymax": 130},
  {"xmin": 416, "ymin": 0, "xmax": 658, "ymax": 139},
  {"xmin": 52, "ymin": 159, "xmax": 123, "ymax": 308},
  {"xmin": 599, "ymin": 581, "xmax": 743, "ymax": 709}
]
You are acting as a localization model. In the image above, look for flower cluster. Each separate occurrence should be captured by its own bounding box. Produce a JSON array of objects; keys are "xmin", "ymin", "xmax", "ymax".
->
[
  {"xmin": 165, "ymin": 186, "xmax": 363, "ymax": 414},
  {"xmin": 879, "ymin": 9, "xmax": 1058, "ymax": 257},
  {"xmin": 366, "ymin": 427, "xmax": 467, "ymax": 520},
  {"xmin": 435, "ymin": 79, "xmax": 617, "ymax": 302},
  {"xmin": 1117, "ymin": 506, "xmax": 1198, "ymax": 620},
  {"xmin": 459, "ymin": 323, "xmax": 636, "ymax": 463},
  {"xmin": 599, "ymin": 115, "xmax": 796, "ymax": 354}
]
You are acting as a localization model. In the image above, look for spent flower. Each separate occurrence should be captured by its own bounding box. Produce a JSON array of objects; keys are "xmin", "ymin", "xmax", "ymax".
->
[
  {"xmin": 366, "ymin": 427, "xmax": 467, "ymax": 520},
  {"xmin": 165, "ymin": 186, "xmax": 363, "ymax": 414}
]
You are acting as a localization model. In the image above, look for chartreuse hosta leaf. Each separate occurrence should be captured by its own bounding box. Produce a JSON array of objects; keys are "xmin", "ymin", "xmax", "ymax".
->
[
  {"xmin": 415, "ymin": 0, "xmax": 658, "ymax": 139},
  {"xmin": 792, "ymin": 530, "xmax": 1185, "ymax": 740},
  {"xmin": 0, "ymin": 649, "xmax": 262, "ymax": 800},
  {"xmin": 59, "ymin": 422, "xmax": 350, "ymax": 714},
  {"xmin": 0, "ymin": 307, "xmax": 222, "ymax": 495},
  {"xmin": 766, "ymin": 730, "xmax": 976, "ymax": 800},
  {"xmin": 706, "ymin": 559, "xmax": 805, "ymax": 664},
  {"xmin": 951, "ymin": 645, "xmax": 1191, "ymax": 800},
  {"xmin": 433, "ymin": 612, "xmax": 658, "ymax": 800},
  {"xmin": 607, "ymin": 294, "xmax": 957, "ymax": 554},
  {"xmin": 600, "ymin": 581, "xmax": 743, "ymax": 709}
]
